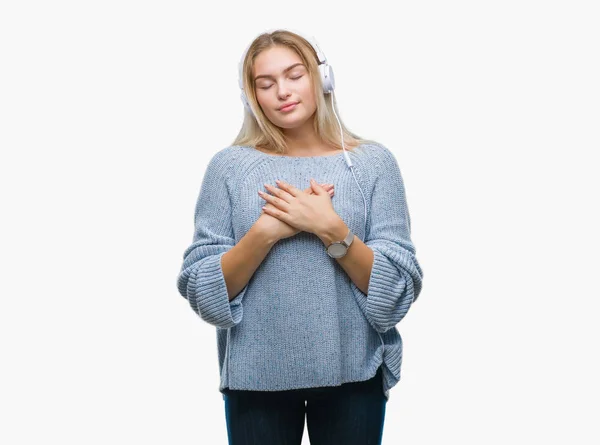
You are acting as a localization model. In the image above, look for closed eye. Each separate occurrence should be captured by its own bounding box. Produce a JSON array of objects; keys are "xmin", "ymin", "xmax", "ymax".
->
[{"xmin": 258, "ymin": 75, "xmax": 304, "ymax": 90}]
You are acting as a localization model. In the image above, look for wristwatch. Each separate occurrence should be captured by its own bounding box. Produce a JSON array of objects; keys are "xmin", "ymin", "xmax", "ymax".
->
[{"xmin": 326, "ymin": 228, "xmax": 354, "ymax": 258}]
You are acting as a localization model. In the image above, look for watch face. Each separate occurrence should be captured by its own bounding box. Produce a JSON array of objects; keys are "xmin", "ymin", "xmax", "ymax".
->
[{"xmin": 328, "ymin": 243, "xmax": 347, "ymax": 258}]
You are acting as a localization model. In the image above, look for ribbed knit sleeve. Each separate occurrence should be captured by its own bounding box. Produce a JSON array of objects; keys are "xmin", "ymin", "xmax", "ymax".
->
[
  {"xmin": 176, "ymin": 151, "xmax": 246, "ymax": 329},
  {"xmin": 349, "ymin": 145, "xmax": 424, "ymax": 333}
]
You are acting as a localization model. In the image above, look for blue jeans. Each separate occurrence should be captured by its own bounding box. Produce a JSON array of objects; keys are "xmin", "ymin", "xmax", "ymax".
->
[{"xmin": 222, "ymin": 366, "xmax": 386, "ymax": 445}]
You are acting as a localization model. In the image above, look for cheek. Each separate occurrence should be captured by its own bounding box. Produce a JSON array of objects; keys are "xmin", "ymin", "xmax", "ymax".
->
[
  {"xmin": 255, "ymin": 91, "xmax": 267, "ymax": 105},
  {"xmin": 300, "ymin": 83, "xmax": 316, "ymax": 104},
  {"xmin": 255, "ymin": 92, "xmax": 273, "ymax": 113}
]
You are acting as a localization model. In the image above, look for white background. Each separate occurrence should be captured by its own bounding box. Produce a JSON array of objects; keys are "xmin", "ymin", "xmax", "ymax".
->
[{"xmin": 1, "ymin": 1, "xmax": 599, "ymax": 444}]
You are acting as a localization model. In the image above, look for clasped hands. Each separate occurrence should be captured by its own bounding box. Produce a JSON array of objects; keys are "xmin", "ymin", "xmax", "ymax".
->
[{"xmin": 257, "ymin": 178, "xmax": 340, "ymax": 242}]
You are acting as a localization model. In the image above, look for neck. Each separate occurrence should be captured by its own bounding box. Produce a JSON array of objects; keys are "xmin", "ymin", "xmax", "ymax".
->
[{"xmin": 281, "ymin": 119, "xmax": 331, "ymax": 155}]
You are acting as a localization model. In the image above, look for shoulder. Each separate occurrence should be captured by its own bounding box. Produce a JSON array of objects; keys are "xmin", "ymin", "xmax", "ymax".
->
[
  {"xmin": 196, "ymin": 147, "xmax": 241, "ymax": 197},
  {"xmin": 354, "ymin": 141, "xmax": 401, "ymax": 174},
  {"xmin": 208, "ymin": 144, "xmax": 241, "ymax": 164},
  {"xmin": 204, "ymin": 145, "xmax": 248, "ymax": 176},
  {"xmin": 361, "ymin": 141, "xmax": 396, "ymax": 160}
]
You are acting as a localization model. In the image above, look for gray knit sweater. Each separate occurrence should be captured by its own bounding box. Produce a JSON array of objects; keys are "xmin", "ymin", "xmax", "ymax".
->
[{"xmin": 176, "ymin": 142, "xmax": 423, "ymax": 401}]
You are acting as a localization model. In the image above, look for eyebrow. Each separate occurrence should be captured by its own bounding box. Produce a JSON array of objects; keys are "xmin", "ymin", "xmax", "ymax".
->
[{"xmin": 254, "ymin": 63, "xmax": 305, "ymax": 81}]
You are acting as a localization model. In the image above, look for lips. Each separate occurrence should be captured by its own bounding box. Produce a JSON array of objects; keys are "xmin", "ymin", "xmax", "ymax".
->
[{"xmin": 279, "ymin": 102, "xmax": 298, "ymax": 111}]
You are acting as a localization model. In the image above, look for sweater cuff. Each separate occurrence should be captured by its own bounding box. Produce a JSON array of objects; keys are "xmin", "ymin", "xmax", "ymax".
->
[
  {"xmin": 349, "ymin": 246, "xmax": 414, "ymax": 333},
  {"xmin": 188, "ymin": 251, "xmax": 247, "ymax": 329}
]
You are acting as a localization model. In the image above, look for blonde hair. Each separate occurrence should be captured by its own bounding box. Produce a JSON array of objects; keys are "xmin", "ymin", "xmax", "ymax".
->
[{"xmin": 231, "ymin": 29, "xmax": 377, "ymax": 155}]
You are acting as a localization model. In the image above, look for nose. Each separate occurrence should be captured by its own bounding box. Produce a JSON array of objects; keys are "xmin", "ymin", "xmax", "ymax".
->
[{"xmin": 277, "ymin": 82, "xmax": 291, "ymax": 99}]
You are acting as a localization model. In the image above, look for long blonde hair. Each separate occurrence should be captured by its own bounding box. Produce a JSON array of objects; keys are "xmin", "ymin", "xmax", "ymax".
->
[{"xmin": 231, "ymin": 29, "xmax": 377, "ymax": 155}]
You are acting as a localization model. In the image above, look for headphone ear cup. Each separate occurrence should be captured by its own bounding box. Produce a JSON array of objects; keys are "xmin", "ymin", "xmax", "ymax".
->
[
  {"xmin": 319, "ymin": 63, "xmax": 335, "ymax": 94},
  {"xmin": 240, "ymin": 91, "xmax": 254, "ymax": 116}
]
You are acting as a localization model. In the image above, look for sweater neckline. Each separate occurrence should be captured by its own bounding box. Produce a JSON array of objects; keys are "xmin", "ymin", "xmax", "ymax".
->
[{"xmin": 239, "ymin": 144, "xmax": 365, "ymax": 160}]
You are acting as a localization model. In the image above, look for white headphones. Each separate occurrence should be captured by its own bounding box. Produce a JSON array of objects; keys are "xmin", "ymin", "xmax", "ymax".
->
[{"xmin": 237, "ymin": 28, "xmax": 369, "ymax": 232}]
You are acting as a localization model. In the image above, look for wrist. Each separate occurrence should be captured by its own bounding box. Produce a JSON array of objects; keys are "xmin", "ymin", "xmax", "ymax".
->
[
  {"xmin": 317, "ymin": 216, "xmax": 348, "ymax": 247},
  {"xmin": 252, "ymin": 220, "xmax": 279, "ymax": 247}
]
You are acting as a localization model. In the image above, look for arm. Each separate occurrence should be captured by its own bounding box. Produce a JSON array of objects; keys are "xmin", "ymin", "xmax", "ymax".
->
[
  {"xmin": 330, "ymin": 146, "xmax": 424, "ymax": 334},
  {"xmin": 222, "ymin": 224, "xmax": 277, "ymax": 302},
  {"xmin": 317, "ymin": 217, "xmax": 373, "ymax": 295},
  {"xmin": 176, "ymin": 151, "xmax": 274, "ymax": 329}
]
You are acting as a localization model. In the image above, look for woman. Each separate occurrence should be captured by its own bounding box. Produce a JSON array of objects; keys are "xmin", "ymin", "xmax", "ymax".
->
[{"xmin": 176, "ymin": 28, "xmax": 424, "ymax": 445}]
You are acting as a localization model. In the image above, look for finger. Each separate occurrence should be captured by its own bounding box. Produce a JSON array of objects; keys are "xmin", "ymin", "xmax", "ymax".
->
[
  {"xmin": 265, "ymin": 183, "xmax": 293, "ymax": 203},
  {"xmin": 305, "ymin": 186, "xmax": 329, "ymax": 195},
  {"xmin": 258, "ymin": 190, "xmax": 279, "ymax": 207},
  {"xmin": 304, "ymin": 183, "xmax": 332, "ymax": 190},
  {"xmin": 275, "ymin": 179, "xmax": 301, "ymax": 197},
  {"xmin": 262, "ymin": 190, "xmax": 291, "ymax": 211},
  {"xmin": 313, "ymin": 188, "xmax": 333, "ymax": 196},
  {"xmin": 261, "ymin": 204, "xmax": 288, "ymax": 223},
  {"xmin": 306, "ymin": 184, "xmax": 333, "ymax": 195}
]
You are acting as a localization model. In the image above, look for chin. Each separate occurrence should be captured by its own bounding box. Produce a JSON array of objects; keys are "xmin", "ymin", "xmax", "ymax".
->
[{"xmin": 277, "ymin": 119, "xmax": 308, "ymax": 129}]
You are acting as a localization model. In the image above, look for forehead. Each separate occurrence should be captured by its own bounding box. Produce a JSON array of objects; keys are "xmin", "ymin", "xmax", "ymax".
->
[{"xmin": 253, "ymin": 46, "xmax": 304, "ymax": 76}]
